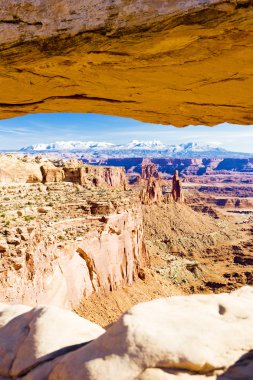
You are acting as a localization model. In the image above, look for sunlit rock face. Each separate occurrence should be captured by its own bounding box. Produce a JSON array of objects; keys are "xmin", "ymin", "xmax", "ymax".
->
[
  {"xmin": 0, "ymin": 0, "xmax": 252, "ymax": 126},
  {"xmin": 1, "ymin": 287, "xmax": 253, "ymax": 379},
  {"xmin": 0, "ymin": 204, "xmax": 147, "ymax": 309}
]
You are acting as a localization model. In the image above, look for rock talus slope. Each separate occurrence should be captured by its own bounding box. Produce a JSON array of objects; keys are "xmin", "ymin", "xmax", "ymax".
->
[
  {"xmin": 0, "ymin": 0, "xmax": 253, "ymax": 125},
  {"xmin": 0, "ymin": 287, "xmax": 253, "ymax": 379}
]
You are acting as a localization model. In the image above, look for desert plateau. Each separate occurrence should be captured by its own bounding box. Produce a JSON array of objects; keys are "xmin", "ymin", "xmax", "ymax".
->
[{"xmin": 1, "ymin": 0, "xmax": 253, "ymax": 379}]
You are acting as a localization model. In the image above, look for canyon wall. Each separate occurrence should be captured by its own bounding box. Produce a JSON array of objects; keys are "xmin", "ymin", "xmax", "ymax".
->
[
  {"xmin": 0, "ymin": 203, "xmax": 147, "ymax": 309},
  {"xmin": 0, "ymin": 155, "xmax": 146, "ymax": 309},
  {"xmin": 98, "ymin": 157, "xmax": 253, "ymax": 177},
  {"xmin": 0, "ymin": 155, "xmax": 127, "ymax": 189},
  {"xmin": 0, "ymin": 1, "xmax": 252, "ymax": 125}
]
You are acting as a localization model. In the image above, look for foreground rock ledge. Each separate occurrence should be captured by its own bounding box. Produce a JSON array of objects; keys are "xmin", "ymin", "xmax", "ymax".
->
[
  {"xmin": 0, "ymin": 286, "xmax": 253, "ymax": 379},
  {"xmin": 0, "ymin": 0, "xmax": 253, "ymax": 126}
]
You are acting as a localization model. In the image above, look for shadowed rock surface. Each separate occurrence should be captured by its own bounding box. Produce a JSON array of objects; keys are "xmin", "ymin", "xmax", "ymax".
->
[{"xmin": 0, "ymin": 0, "xmax": 253, "ymax": 125}]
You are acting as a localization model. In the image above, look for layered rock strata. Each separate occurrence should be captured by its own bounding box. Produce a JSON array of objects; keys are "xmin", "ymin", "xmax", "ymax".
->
[
  {"xmin": 0, "ymin": 154, "xmax": 127, "ymax": 189},
  {"xmin": 141, "ymin": 160, "xmax": 161, "ymax": 181},
  {"xmin": 0, "ymin": 1, "xmax": 253, "ymax": 125},
  {"xmin": 0, "ymin": 287, "xmax": 253, "ymax": 379},
  {"xmin": 0, "ymin": 184, "xmax": 148, "ymax": 309}
]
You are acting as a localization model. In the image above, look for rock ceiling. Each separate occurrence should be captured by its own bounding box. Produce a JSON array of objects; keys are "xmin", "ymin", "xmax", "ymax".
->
[{"xmin": 0, "ymin": 0, "xmax": 252, "ymax": 126}]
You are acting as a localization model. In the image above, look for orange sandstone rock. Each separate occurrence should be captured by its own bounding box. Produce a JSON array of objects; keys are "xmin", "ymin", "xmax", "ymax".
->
[{"xmin": 0, "ymin": 1, "xmax": 253, "ymax": 125}]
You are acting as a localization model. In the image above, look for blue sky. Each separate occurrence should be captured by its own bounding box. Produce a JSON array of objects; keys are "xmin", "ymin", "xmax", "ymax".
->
[{"xmin": 0, "ymin": 113, "xmax": 253, "ymax": 152}]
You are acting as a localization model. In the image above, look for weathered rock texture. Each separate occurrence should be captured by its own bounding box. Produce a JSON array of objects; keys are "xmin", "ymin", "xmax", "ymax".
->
[
  {"xmin": 172, "ymin": 170, "xmax": 185, "ymax": 202},
  {"xmin": 0, "ymin": 1, "xmax": 253, "ymax": 125},
  {"xmin": 0, "ymin": 303, "xmax": 104, "ymax": 378},
  {"xmin": 0, "ymin": 155, "xmax": 43, "ymax": 183},
  {"xmin": 0, "ymin": 287, "xmax": 253, "ymax": 379},
  {"xmin": 79, "ymin": 165, "xmax": 127, "ymax": 189},
  {"xmin": 140, "ymin": 161, "xmax": 164, "ymax": 204},
  {"xmin": 0, "ymin": 202, "xmax": 147, "ymax": 309},
  {"xmin": 141, "ymin": 160, "xmax": 161, "ymax": 181},
  {"xmin": 0, "ymin": 154, "xmax": 127, "ymax": 189},
  {"xmin": 140, "ymin": 177, "xmax": 163, "ymax": 205}
]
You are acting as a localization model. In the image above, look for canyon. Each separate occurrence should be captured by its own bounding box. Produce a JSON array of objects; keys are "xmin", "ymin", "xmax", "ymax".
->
[
  {"xmin": 89, "ymin": 157, "xmax": 253, "ymax": 177},
  {"xmin": 1, "ymin": 154, "xmax": 253, "ymax": 317},
  {"xmin": 0, "ymin": 153, "xmax": 253, "ymax": 379},
  {"xmin": 0, "ymin": 154, "xmax": 127, "ymax": 188},
  {"xmin": 1, "ymin": 0, "xmax": 253, "ymax": 377}
]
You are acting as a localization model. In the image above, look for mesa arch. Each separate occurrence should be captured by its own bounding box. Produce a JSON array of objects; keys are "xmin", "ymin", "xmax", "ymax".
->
[{"xmin": 0, "ymin": 0, "xmax": 253, "ymax": 126}]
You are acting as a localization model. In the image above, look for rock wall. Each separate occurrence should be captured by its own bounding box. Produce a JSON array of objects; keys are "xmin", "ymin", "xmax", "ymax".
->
[
  {"xmin": 79, "ymin": 165, "xmax": 128, "ymax": 189},
  {"xmin": 0, "ymin": 1, "xmax": 252, "ymax": 125},
  {"xmin": 0, "ymin": 205, "xmax": 147, "ymax": 309},
  {"xmin": 99, "ymin": 158, "xmax": 253, "ymax": 178},
  {"xmin": 0, "ymin": 286, "xmax": 253, "ymax": 379},
  {"xmin": 0, "ymin": 155, "xmax": 43, "ymax": 183},
  {"xmin": 0, "ymin": 155, "xmax": 127, "ymax": 189}
]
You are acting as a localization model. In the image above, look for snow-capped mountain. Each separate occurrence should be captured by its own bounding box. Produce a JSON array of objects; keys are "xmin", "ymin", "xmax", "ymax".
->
[
  {"xmin": 21, "ymin": 141, "xmax": 115, "ymax": 151},
  {"xmin": 20, "ymin": 139, "xmax": 231, "ymax": 158},
  {"xmin": 119, "ymin": 140, "xmax": 167, "ymax": 150},
  {"xmin": 166, "ymin": 142, "xmax": 226, "ymax": 154}
]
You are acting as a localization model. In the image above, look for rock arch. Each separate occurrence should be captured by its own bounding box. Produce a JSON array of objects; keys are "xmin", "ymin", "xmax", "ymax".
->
[{"xmin": 0, "ymin": 0, "xmax": 252, "ymax": 126}]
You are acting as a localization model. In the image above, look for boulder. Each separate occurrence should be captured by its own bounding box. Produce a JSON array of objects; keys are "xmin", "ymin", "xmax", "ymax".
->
[
  {"xmin": 0, "ymin": 304, "xmax": 105, "ymax": 378},
  {"xmin": 0, "ymin": 288, "xmax": 253, "ymax": 379},
  {"xmin": 48, "ymin": 286, "xmax": 253, "ymax": 380}
]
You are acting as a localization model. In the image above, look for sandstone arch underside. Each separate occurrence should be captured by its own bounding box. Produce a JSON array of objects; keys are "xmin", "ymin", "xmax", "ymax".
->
[{"xmin": 0, "ymin": 0, "xmax": 253, "ymax": 126}]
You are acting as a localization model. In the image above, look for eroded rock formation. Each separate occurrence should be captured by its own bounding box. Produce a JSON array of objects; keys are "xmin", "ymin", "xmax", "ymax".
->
[
  {"xmin": 140, "ymin": 177, "xmax": 163, "ymax": 205},
  {"xmin": 141, "ymin": 160, "xmax": 161, "ymax": 181},
  {"xmin": 0, "ymin": 154, "xmax": 127, "ymax": 189},
  {"xmin": 0, "ymin": 286, "xmax": 253, "ymax": 379},
  {"xmin": 0, "ymin": 154, "xmax": 43, "ymax": 183},
  {"xmin": 0, "ymin": 303, "xmax": 105, "ymax": 378},
  {"xmin": 0, "ymin": 1, "xmax": 252, "ymax": 125},
  {"xmin": 79, "ymin": 165, "xmax": 128, "ymax": 189},
  {"xmin": 172, "ymin": 170, "xmax": 185, "ymax": 202},
  {"xmin": 0, "ymin": 196, "xmax": 147, "ymax": 309},
  {"xmin": 140, "ymin": 161, "xmax": 163, "ymax": 205},
  {"xmin": 140, "ymin": 166, "xmax": 185, "ymax": 204}
]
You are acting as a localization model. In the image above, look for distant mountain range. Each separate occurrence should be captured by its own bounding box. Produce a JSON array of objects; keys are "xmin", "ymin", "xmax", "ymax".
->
[
  {"xmin": 21, "ymin": 141, "xmax": 115, "ymax": 151},
  {"xmin": 20, "ymin": 140, "xmax": 250, "ymax": 158}
]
